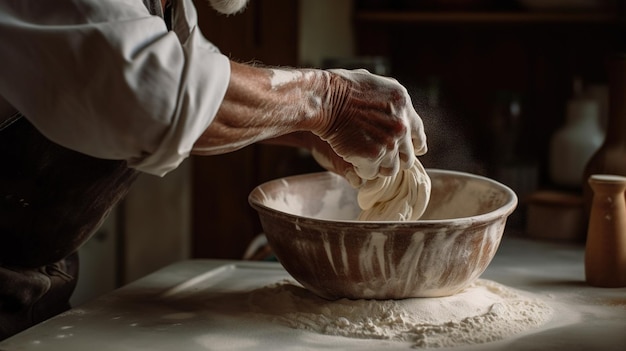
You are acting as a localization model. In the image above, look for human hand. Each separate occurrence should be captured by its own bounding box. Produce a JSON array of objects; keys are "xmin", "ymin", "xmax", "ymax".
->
[
  {"xmin": 308, "ymin": 136, "xmax": 363, "ymax": 187},
  {"xmin": 195, "ymin": 63, "xmax": 425, "ymax": 185},
  {"xmin": 316, "ymin": 69, "xmax": 427, "ymax": 181}
]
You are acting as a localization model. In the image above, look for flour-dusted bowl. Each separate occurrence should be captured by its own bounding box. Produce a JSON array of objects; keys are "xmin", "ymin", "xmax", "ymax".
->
[{"xmin": 248, "ymin": 169, "xmax": 517, "ymax": 300}]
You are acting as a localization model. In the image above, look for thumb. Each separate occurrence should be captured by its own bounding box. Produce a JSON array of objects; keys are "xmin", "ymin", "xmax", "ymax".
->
[{"xmin": 311, "ymin": 148, "xmax": 364, "ymax": 188}]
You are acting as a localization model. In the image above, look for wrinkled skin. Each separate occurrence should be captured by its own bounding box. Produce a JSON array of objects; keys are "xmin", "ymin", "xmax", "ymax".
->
[
  {"xmin": 192, "ymin": 62, "xmax": 427, "ymax": 184},
  {"xmin": 320, "ymin": 69, "xmax": 427, "ymax": 180}
]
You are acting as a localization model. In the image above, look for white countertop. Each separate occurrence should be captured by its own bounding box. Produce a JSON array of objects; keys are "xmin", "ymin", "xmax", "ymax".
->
[{"xmin": 1, "ymin": 235, "xmax": 625, "ymax": 350}]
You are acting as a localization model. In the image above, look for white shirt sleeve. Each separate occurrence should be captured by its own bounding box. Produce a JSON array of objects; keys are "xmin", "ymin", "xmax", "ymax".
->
[{"xmin": 0, "ymin": 0, "xmax": 230, "ymax": 176}]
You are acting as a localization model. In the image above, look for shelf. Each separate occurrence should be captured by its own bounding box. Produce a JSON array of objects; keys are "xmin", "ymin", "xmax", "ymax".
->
[{"xmin": 354, "ymin": 11, "xmax": 621, "ymax": 24}]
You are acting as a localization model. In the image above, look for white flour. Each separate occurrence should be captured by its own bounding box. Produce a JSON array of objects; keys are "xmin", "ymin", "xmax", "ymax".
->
[{"xmin": 245, "ymin": 279, "xmax": 553, "ymax": 348}]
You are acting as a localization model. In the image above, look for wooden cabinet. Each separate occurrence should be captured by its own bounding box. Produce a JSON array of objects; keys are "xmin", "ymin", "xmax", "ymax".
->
[
  {"xmin": 352, "ymin": 1, "xmax": 625, "ymax": 229},
  {"xmin": 353, "ymin": 1, "xmax": 625, "ymax": 186}
]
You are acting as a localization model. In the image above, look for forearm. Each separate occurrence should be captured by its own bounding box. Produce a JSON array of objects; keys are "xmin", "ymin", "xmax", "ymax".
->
[
  {"xmin": 191, "ymin": 61, "xmax": 334, "ymax": 155},
  {"xmin": 262, "ymin": 131, "xmax": 318, "ymax": 149},
  {"xmin": 191, "ymin": 62, "xmax": 427, "ymax": 183}
]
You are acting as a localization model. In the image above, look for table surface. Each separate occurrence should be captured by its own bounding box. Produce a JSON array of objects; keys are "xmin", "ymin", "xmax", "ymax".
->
[{"xmin": 1, "ymin": 235, "xmax": 625, "ymax": 351}]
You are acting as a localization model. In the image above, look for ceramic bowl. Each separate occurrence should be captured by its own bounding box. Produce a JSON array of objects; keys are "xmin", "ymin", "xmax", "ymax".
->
[{"xmin": 248, "ymin": 169, "xmax": 517, "ymax": 300}]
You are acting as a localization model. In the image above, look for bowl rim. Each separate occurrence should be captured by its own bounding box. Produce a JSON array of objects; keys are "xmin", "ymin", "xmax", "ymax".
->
[{"xmin": 248, "ymin": 169, "xmax": 518, "ymax": 227}]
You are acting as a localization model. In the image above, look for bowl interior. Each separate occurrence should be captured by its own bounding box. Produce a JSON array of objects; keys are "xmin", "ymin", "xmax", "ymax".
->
[{"xmin": 250, "ymin": 169, "xmax": 516, "ymax": 222}]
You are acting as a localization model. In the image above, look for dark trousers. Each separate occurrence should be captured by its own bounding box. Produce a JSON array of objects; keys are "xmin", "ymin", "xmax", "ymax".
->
[
  {"xmin": 0, "ymin": 253, "xmax": 78, "ymax": 339},
  {"xmin": 0, "ymin": 114, "xmax": 138, "ymax": 340}
]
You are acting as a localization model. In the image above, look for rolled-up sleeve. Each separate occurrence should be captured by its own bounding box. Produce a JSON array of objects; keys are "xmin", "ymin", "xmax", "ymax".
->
[{"xmin": 0, "ymin": 0, "xmax": 230, "ymax": 176}]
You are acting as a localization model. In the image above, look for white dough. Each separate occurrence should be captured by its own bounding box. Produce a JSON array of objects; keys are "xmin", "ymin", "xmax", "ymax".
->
[{"xmin": 357, "ymin": 158, "xmax": 431, "ymax": 221}]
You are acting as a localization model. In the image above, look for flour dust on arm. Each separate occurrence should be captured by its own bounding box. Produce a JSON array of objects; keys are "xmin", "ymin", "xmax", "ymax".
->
[{"xmin": 192, "ymin": 62, "xmax": 330, "ymax": 156}]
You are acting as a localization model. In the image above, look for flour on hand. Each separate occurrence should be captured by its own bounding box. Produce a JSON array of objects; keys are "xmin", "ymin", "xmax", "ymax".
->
[{"xmin": 357, "ymin": 158, "xmax": 431, "ymax": 221}]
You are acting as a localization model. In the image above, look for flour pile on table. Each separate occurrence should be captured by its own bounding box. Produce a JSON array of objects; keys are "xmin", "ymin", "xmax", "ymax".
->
[
  {"xmin": 357, "ymin": 159, "xmax": 431, "ymax": 221},
  {"xmin": 246, "ymin": 279, "xmax": 553, "ymax": 348}
]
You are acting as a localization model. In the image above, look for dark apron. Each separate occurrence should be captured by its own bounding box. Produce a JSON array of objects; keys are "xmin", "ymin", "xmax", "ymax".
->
[
  {"xmin": 0, "ymin": 114, "xmax": 139, "ymax": 339},
  {"xmin": 0, "ymin": 1, "xmax": 169, "ymax": 339}
]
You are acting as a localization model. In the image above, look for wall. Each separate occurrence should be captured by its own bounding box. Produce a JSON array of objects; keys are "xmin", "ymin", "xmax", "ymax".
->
[
  {"xmin": 72, "ymin": 162, "xmax": 191, "ymax": 305},
  {"xmin": 122, "ymin": 161, "xmax": 191, "ymax": 283},
  {"xmin": 299, "ymin": 0, "xmax": 354, "ymax": 67}
]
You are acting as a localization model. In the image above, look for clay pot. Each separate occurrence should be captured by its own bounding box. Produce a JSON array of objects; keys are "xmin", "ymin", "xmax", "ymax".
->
[
  {"xmin": 249, "ymin": 170, "xmax": 517, "ymax": 300},
  {"xmin": 585, "ymin": 174, "xmax": 626, "ymax": 287}
]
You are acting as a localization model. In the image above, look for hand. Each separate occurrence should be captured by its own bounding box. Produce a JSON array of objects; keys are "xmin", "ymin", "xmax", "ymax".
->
[
  {"xmin": 264, "ymin": 132, "xmax": 361, "ymax": 186},
  {"xmin": 308, "ymin": 136, "xmax": 364, "ymax": 187},
  {"xmin": 194, "ymin": 62, "xmax": 426, "ymax": 184},
  {"xmin": 316, "ymin": 69, "xmax": 427, "ymax": 181}
]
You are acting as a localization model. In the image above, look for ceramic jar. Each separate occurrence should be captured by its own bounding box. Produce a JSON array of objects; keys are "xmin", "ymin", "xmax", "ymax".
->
[
  {"xmin": 549, "ymin": 97, "xmax": 603, "ymax": 188},
  {"xmin": 585, "ymin": 174, "xmax": 626, "ymax": 287}
]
